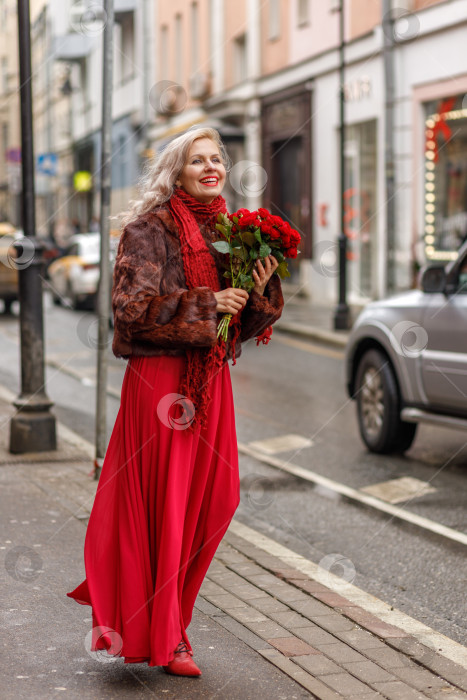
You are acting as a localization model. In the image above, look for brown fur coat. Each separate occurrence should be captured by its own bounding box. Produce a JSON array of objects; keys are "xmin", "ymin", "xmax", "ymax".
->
[{"xmin": 111, "ymin": 206, "xmax": 284, "ymax": 361}]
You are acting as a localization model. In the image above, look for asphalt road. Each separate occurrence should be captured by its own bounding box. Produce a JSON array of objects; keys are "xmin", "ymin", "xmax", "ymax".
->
[{"xmin": 1, "ymin": 297, "xmax": 466, "ymax": 647}]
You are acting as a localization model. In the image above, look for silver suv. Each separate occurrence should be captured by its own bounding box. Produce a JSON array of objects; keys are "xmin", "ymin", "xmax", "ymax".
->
[{"xmin": 346, "ymin": 245, "xmax": 467, "ymax": 454}]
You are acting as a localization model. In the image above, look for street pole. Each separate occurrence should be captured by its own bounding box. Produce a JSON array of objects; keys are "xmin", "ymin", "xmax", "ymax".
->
[
  {"xmin": 382, "ymin": 0, "xmax": 396, "ymax": 295},
  {"xmin": 9, "ymin": 0, "xmax": 56, "ymax": 453},
  {"xmin": 333, "ymin": 0, "xmax": 351, "ymax": 330},
  {"xmin": 94, "ymin": 0, "xmax": 114, "ymax": 479}
]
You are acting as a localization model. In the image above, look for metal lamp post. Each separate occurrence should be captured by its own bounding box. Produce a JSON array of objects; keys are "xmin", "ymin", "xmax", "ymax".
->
[
  {"xmin": 10, "ymin": 0, "xmax": 56, "ymax": 453},
  {"xmin": 333, "ymin": 0, "xmax": 351, "ymax": 330}
]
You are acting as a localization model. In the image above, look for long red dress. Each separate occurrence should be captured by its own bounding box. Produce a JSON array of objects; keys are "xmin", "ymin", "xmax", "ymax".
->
[{"xmin": 68, "ymin": 353, "xmax": 240, "ymax": 666}]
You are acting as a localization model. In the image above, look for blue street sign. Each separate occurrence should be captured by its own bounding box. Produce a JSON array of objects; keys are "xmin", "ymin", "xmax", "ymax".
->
[{"xmin": 37, "ymin": 153, "xmax": 58, "ymax": 176}]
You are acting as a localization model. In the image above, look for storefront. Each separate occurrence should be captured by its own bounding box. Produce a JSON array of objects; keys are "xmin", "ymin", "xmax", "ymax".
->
[
  {"xmin": 261, "ymin": 83, "xmax": 312, "ymax": 281},
  {"xmin": 423, "ymin": 94, "xmax": 467, "ymax": 261}
]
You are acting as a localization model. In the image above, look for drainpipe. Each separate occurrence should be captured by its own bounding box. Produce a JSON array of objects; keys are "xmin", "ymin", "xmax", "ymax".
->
[{"xmin": 382, "ymin": 0, "xmax": 396, "ymax": 295}]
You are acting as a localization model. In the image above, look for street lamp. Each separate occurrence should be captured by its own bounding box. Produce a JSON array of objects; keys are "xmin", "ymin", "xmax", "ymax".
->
[
  {"xmin": 333, "ymin": 0, "xmax": 351, "ymax": 330},
  {"xmin": 10, "ymin": 0, "xmax": 56, "ymax": 452}
]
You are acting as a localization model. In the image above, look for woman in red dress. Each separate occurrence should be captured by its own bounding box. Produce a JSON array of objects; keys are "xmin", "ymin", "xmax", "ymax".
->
[{"xmin": 68, "ymin": 127, "xmax": 284, "ymax": 676}]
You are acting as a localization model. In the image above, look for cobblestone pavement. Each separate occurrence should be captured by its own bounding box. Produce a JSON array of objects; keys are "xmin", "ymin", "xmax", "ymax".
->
[{"xmin": 1, "ymin": 394, "xmax": 467, "ymax": 699}]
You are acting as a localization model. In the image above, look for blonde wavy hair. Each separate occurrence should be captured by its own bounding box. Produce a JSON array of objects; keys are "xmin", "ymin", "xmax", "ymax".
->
[{"xmin": 120, "ymin": 127, "xmax": 230, "ymax": 228}]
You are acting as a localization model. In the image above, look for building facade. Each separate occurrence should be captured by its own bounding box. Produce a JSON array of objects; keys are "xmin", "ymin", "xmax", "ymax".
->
[{"xmin": 1, "ymin": 0, "xmax": 466, "ymax": 310}]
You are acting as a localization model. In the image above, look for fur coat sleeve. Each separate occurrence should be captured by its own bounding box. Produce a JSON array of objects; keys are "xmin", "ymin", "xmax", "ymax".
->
[
  {"xmin": 112, "ymin": 209, "xmax": 218, "ymax": 358},
  {"xmin": 111, "ymin": 206, "xmax": 284, "ymax": 360}
]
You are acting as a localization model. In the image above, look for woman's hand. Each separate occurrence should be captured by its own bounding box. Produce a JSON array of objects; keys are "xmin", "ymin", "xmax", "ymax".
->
[
  {"xmin": 252, "ymin": 255, "xmax": 279, "ymax": 296},
  {"xmin": 214, "ymin": 288, "xmax": 249, "ymax": 315}
]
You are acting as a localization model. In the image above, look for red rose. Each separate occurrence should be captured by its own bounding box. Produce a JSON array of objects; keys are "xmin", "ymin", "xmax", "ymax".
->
[
  {"xmin": 238, "ymin": 211, "xmax": 259, "ymax": 228},
  {"xmin": 285, "ymin": 247, "xmax": 298, "ymax": 259},
  {"xmin": 258, "ymin": 207, "xmax": 270, "ymax": 219}
]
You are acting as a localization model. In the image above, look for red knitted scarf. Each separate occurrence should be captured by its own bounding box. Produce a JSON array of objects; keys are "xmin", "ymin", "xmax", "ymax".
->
[{"xmin": 168, "ymin": 187, "xmax": 240, "ymax": 429}]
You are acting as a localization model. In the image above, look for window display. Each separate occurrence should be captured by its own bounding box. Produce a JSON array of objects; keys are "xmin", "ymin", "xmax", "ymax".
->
[{"xmin": 424, "ymin": 95, "xmax": 467, "ymax": 261}]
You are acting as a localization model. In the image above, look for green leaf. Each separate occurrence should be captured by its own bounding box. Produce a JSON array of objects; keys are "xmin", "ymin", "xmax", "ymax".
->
[
  {"xmin": 223, "ymin": 270, "xmax": 232, "ymax": 278},
  {"xmin": 232, "ymin": 216, "xmax": 239, "ymax": 224},
  {"xmin": 212, "ymin": 240, "xmax": 231, "ymax": 254},
  {"xmin": 239, "ymin": 273, "xmax": 253, "ymax": 289},
  {"xmin": 271, "ymin": 249, "xmax": 284, "ymax": 263},
  {"xmin": 254, "ymin": 228, "xmax": 262, "ymax": 244},
  {"xmin": 276, "ymin": 260, "xmax": 290, "ymax": 279},
  {"xmin": 215, "ymin": 223, "xmax": 227, "ymax": 236},
  {"xmin": 249, "ymin": 248, "xmax": 258, "ymax": 259},
  {"xmin": 259, "ymin": 243, "xmax": 272, "ymax": 258},
  {"xmin": 233, "ymin": 248, "xmax": 248, "ymax": 262},
  {"xmin": 240, "ymin": 231, "xmax": 256, "ymax": 247}
]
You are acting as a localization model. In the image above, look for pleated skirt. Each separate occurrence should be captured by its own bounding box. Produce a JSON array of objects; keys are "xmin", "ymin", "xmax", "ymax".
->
[{"xmin": 67, "ymin": 355, "xmax": 240, "ymax": 666}]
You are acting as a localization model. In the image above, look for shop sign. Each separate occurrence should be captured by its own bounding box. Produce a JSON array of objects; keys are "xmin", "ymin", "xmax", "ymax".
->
[
  {"xmin": 344, "ymin": 76, "xmax": 371, "ymax": 102},
  {"xmin": 74, "ymin": 171, "xmax": 92, "ymax": 192}
]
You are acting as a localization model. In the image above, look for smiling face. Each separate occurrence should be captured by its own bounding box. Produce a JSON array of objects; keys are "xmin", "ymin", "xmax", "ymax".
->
[{"xmin": 176, "ymin": 137, "xmax": 226, "ymax": 203}]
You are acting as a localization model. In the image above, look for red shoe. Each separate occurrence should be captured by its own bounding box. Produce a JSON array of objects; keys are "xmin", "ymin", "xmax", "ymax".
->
[{"xmin": 163, "ymin": 641, "xmax": 202, "ymax": 677}]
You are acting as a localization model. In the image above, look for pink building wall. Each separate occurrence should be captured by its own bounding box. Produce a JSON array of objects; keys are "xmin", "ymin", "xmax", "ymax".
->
[{"xmin": 224, "ymin": 0, "xmax": 248, "ymax": 90}]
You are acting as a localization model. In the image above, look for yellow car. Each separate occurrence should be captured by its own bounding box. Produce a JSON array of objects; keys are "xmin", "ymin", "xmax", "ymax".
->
[
  {"xmin": 0, "ymin": 223, "xmax": 19, "ymax": 314},
  {"xmin": 48, "ymin": 233, "xmax": 101, "ymax": 310}
]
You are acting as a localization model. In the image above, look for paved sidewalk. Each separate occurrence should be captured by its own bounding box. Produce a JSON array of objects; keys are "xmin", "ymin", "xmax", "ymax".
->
[
  {"xmin": 1, "ymin": 393, "xmax": 467, "ymax": 699},
  {"xmin": 275, "ymin": 288, "xmax": 351, "ymax": 348}
]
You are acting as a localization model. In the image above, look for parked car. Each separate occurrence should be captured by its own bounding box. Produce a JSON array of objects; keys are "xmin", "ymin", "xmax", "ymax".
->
[
  {"xmin": 48, "ymin": 231, "xmax": 121, "ymax": 311},
  {"xmin": 48, "ymin": 233, "xmax": 101, "ymax": 310},
  {"xmin": 0, "ymin": 223, "xmax": 18, "ymax": 314},
  {"xmin": 346, "ymin": 242, "xmax": 467, "ymax": 454}
]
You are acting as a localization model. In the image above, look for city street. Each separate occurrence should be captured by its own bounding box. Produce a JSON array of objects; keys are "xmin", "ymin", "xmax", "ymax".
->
[{"xmin": 1, "ymin": 296, "xmax": 466, "ymax": 650}]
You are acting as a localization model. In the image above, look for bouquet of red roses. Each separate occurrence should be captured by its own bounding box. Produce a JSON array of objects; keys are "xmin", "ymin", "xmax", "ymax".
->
[{"xmin": 212, "ymin": 207, "xmax": 301, "ymax": 341}]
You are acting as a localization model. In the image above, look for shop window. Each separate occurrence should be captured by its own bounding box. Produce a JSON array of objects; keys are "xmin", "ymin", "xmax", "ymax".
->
[
  {"xmin": 297, "ymin": 0, "xmax": 310, "ymax": 26},
  {"xmin": 424, "ymin": 95, "xmax": 467, "ymax": 261},
  {"xmin": 269, "ymin": 0, "xmax": 280, "ymax": 40},
  {"xmin": 344, "ymin": 121, "xmax": 377, "ymax": 300},
  {"xmin": 233, "ymin": 34, "xmax": 247, "ymax": 83}
]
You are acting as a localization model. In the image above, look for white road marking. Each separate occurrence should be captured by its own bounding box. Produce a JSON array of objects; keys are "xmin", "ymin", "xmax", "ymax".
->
[
  {"xmin": 249, "ymin": 434, "xmax": 313, "ymax": 454},
  {"xmin": 238, "ymin": 442, "xmax": 467, "ymax": 548},
  {"xmin": 229, "ymin": 520, "xmax": 467, "ymax": 670},
  {"xmin": 361, "ymin": 476, "xmax": 437, "ymax": 504}
]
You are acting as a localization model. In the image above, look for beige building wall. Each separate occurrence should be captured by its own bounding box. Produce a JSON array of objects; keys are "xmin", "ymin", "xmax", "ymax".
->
[
  {"xmin": 260, "ymin": 0, "xmax": 289, "ymax": 76},
  {"xmin": 413, "ymin": 0, "xmax": 447, "ymax": 9},
  {"xmin": 0, "ymin": 0, "xmax": 21, "ymax": 224},
  {"xmin": 349, "ymin": 0, "xmax": 381, "ymax": 40},
  {"xmin": 156, "ymin": 0, "xmax": 213, "ymax": 108},
  {"xmin": 223, "ymin": 0, "xmax": 248, "ymax": 90}
]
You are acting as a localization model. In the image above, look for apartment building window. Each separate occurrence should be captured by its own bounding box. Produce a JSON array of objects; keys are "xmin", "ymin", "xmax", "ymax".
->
[
  {"xmin": 1, "ymin": 57, "xmax": 7, "ymax": 93},
  {"xmin": 269, "ymin": 0, "xmax": 280, "ymax": 40},
  {"xmin": 297, "ymin": 0, "xmax": 310, "ymax": 26},
  {"xmin": 191, "ymin": 2, "xmax": 199, "ymax": 73},
  {"xmin": 2, "ymin": 123, "xmax": 8, "ymax": 162},
  {"xmin": 174, "ymin": 14, "xmax": 183, "ymax": 84},
  {"xmin": 120, "ymin": 15, "xmax": 135, "ymax": 83},
  {"xmin": 233, "ymin": 34, "xmax": 247, "ymax": 83},
  {"xmin": 160, "ymin": 25, "xmax": 169, "ymax": 80}
]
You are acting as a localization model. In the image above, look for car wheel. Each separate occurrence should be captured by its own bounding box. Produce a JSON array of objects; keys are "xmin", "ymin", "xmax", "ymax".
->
[
  {"xmin": 52, "ymin": 294, "xmax": 61, "ymax": 306},
  {"xmin": 65, "ymin": 282, "xmax": 77, "ymax": 311},
  {"xmin": 355, "ymin": 349, "xmax": 417, "ymax": 454},
  {"xmin": 2, "ymin": 298, "xmax": 13, "ymax": 314}
]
